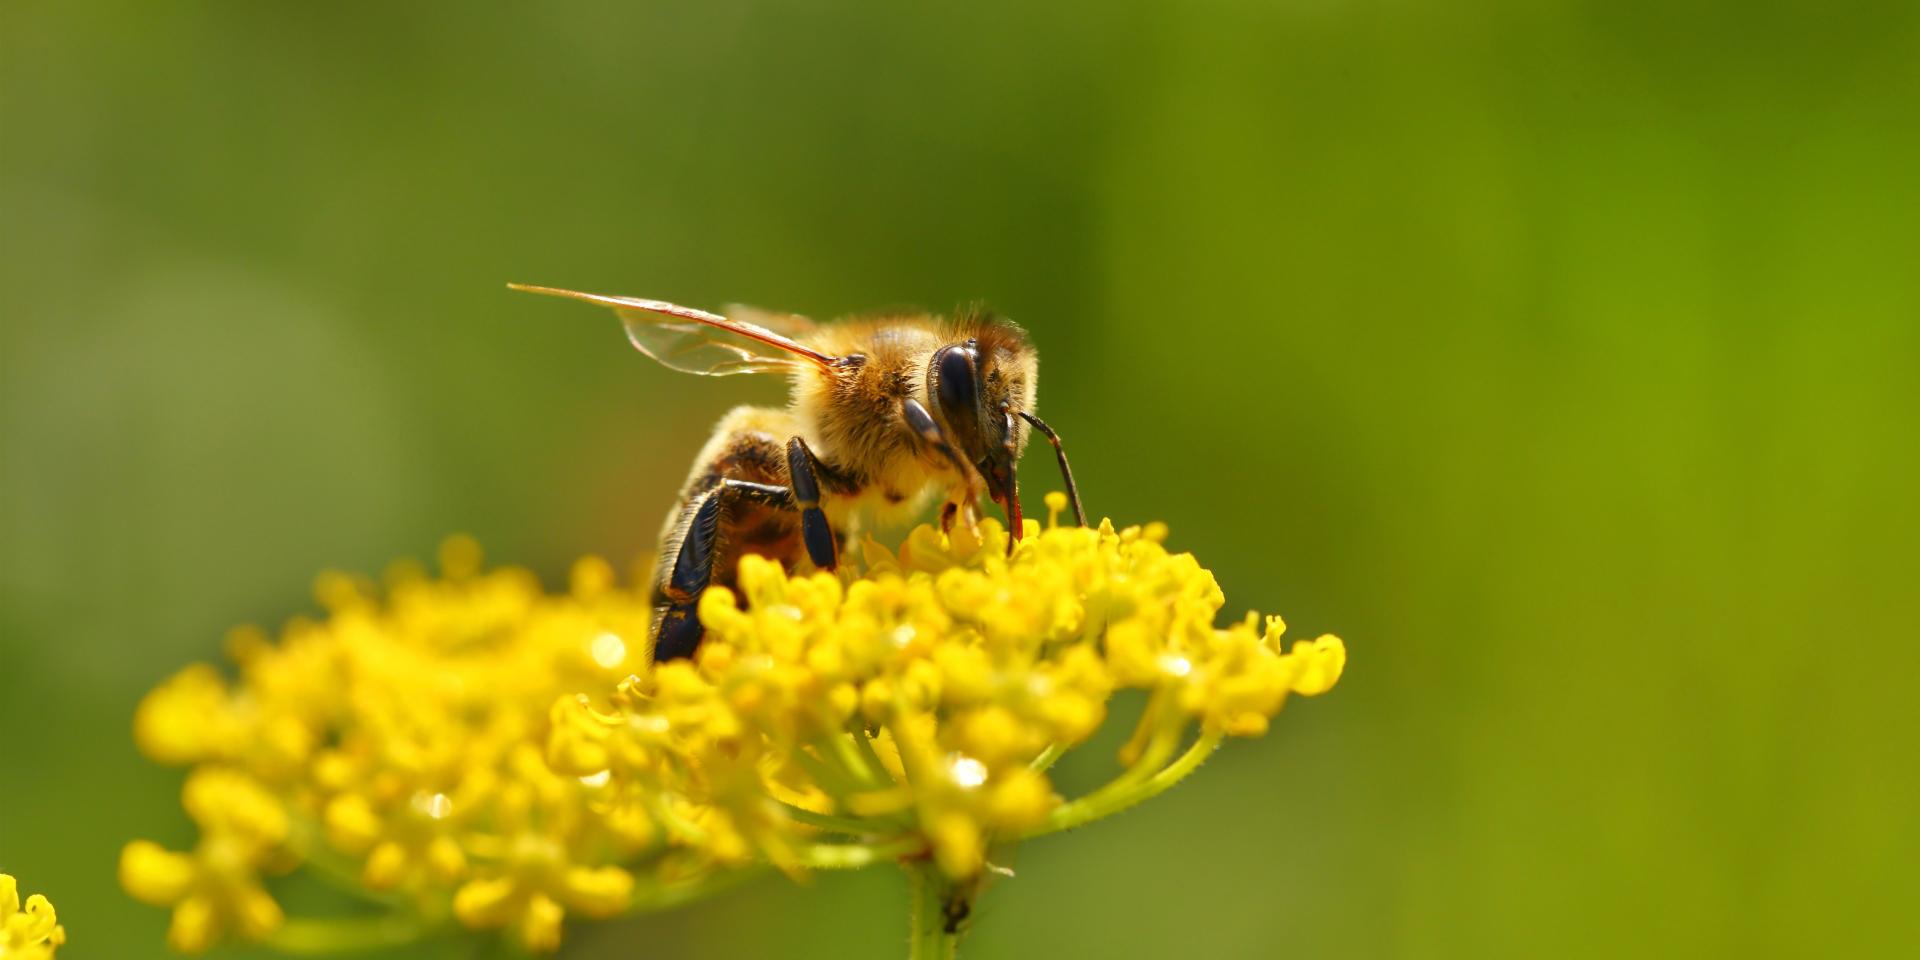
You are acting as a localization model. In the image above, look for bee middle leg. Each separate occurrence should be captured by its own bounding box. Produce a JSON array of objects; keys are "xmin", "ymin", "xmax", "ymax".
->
[{"xmin": 785, "ymin": 436, "xmax": 839, "ymax": 572}]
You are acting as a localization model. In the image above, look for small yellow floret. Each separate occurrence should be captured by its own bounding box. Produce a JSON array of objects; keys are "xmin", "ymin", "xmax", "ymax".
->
[{"xmin": 1, "ymin": 873, "xmax": 66, "ymax": 959}]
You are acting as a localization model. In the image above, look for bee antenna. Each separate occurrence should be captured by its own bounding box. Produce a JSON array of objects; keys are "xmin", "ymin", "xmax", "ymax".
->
[{"xmin": 1017, "ymin": 411, "xmax": 1084, "ymax": 527}]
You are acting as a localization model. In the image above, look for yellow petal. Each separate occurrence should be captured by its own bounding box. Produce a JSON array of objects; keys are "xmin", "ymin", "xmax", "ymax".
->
[
  {"xmin": 322, "ymin": 793, "xmax": 382, "ymax": 855},
  {"xmin": 928, "ymin": 810, "xmax": 983, "ymax": 879},
  {"xmin": 983, "ymin": 767, "xmax": 1056, "ymax": 830},
  {"xmin": 361, "ymin": 841, "xmax": 407, "ymax": 890},
  {"xmin": 522, "ymin": 892, "xmax": 565, "ymax": 953},
  {"xmin": 166, "ymin": 895, "xmax": 218, "ymax": 954},
  {"xmin": 19, "ymin": 893, "xmax": 60, "ymax": 942},
  {"xmin": 119, "ymin": 841, "xmax": 196, "ymax": 906},
  {"xmin": 231, "ymin": 884, "xmax": 284, "ymax": 940},
  {"xmin": 452, "ymin": 876, "xmax": 520, "ymax": 930},
  {"xmin": 426, "ymin": 836, "xmax": 469, "ymax": 884},
  {"xmin": 132, "ymin": 664, "xmax": 234, "ymax": 765},
  {"xmin": 570, "ymin": 554, "xmax": 615, "ymax": 597},
  {"xmin": 558, "ymin": 865, "xmax": 633, "ymax": 917},
  {"xmin": 1289, "ymin": 635, "xmax": 1346, "ymax": 695}
]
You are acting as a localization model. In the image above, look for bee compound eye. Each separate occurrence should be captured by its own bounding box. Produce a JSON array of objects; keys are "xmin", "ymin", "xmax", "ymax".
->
[{"xmin": 933, "ymin": 344, "xmax": 982, "ymax": 438}]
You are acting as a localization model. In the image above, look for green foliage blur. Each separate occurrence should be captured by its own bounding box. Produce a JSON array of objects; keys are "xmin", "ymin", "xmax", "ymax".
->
[{"xmin": 3, "ymin": 2, "xmax": 1915, "ymax": 957}]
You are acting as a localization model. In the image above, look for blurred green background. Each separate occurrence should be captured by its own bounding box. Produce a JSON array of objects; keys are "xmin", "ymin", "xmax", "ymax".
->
[{"xmin": 4, "ymin": 1, "xmax": 1916, "ymax": 957}]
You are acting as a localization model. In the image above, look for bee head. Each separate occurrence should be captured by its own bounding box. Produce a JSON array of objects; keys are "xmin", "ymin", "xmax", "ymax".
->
[{"xmin": 926, "ymin": 318, "xmax": 1037, "ymax": 539}]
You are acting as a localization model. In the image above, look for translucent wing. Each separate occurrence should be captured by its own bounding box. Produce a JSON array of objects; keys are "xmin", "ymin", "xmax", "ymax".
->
[
  {"xmin": 618, "ymin": 312, "xmax": 798, "ymax": 376},
  {"xmin": 722, "ymin": 303, "xmax": 817, "ymax": 337},
  {"xmin": 509, "ymin": 284, "xmax": 838, "ymax": 377}
]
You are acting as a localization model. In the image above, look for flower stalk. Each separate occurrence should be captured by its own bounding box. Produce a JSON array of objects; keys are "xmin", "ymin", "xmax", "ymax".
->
[{"xmin": 907, "ymin": 862, "xmax": 966, "ymax": 960}]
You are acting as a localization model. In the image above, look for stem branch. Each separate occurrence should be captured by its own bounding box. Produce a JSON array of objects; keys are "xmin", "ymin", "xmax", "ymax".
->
[
  {"xmin": 264, "ymin": 913, "xmax": 433, "ymax": 954},
  {"xmin": 779, "ymin": 802, "xmax": 889, "ymax": 835},
  {"xmin": 1025, "ymin": 730, "xmax": 1223, "ymax": 838}
]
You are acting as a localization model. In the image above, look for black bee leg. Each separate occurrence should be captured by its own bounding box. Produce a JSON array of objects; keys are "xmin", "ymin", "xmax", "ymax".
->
[
  {"xmin": 1017, "ymin": 412, "xmax": 1085, "ymax": 526},
  {"xmin": 940, "ymin": 501, "xmax": 960, "ymax": 533},
  {"xmin": 653, "ymin": 603, "xmax": 705, "ymax": 662},
  {"xmin": 654, "ymin": 479, "xmax": 794, "ymax": 661},
  {"xmin": 903, "ymin": 397, "xmax": 973, "ymax": 479},
  {"xmin": 786, "ymin": 437, "xmax": 838, "ymax": 571}
]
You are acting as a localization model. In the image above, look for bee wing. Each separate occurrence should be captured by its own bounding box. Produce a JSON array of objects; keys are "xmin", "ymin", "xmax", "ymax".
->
[
  {"xmin": 618, "ymin": 312, "xmax": 803, "ymax": 376},
  {"xmin": 721, "ymin": 303, "xmax": 817, "ymax": 337},
  {"xmin": 509, "ymin": 284, "xmax": 839, "ymax": 377}
]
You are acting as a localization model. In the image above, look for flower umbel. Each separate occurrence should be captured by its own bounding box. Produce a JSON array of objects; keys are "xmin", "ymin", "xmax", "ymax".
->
[
  {"xmin": 551, "ymin": 499, "xmax": 1345, "ymax": 949},
  {"xmin": 0, "ymin": 873, "xmax": 65, "ymax": 960},
  {"xmin": 122, "ymin": 503, "xmax": 1345, "ymax": 955},
  {"xmin": 122, "ymin": 539, "xmax": 661, "ymax": 954}
]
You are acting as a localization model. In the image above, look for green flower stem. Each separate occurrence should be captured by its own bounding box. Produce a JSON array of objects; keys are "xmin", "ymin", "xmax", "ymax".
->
[
  {"xmin": 852, "ymin": 727, "xmax": 894, "ymax": 781},
  {"xmin": 1116, "ymin": 688, "xmax": 1175, "ymax": 768},
  {"xmin": 794, "ymin": 741, "xmax": 869, "ymax": 798},
  {"xmin": 826, "ymin": 729, "xmax": 889, "ymax": 789},
  {"xmin": 1029, "ymin": 741, "xmax": 1067, "ymax": 772},
  {"xmin": 630, "ymin": 864, "xmax": 768, "ymax": 912},
  {"xmin": 779, "ymin": 802, "xmax": 893, "ymax": 835},
  {"xmin": 1024, "ymin": 730, "xmax": 1223, "ymax": 838},
  {"xmin": 1086, "ymin": 719, "xmax": 1183, "ymax": 811},
  {"xmin": 802, "ymin": 835, "xmax": 925, "ymax": 869},
  {"xmin": 264, "ymin": 913, "xmax": 435, "ymax": 955},
  {"xmin": 906, "ymin": 861, "xmax": 962, "ymax": 960}
]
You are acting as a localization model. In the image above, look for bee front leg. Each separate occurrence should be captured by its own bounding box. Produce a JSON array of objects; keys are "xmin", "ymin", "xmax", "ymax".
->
[
  {"xmin": 902, "ymin": 398, "xmax": 974, "ymax": 484},
  {"xmin": 655, "ymin": 478, "xmax": 795, "ymax": 661},
  {"xmin": 785, "ymin": 437, "xmax": 838, "ymax": 571}
]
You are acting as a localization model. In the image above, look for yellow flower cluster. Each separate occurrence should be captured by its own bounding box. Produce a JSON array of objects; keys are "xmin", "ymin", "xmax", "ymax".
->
[
  {"xmin": 120, "ymin": 504, "xmax": 1345, "ymax": 954},
  {"xmin": 549, "ymin": 499, "xmax": 1345, "ymax": 881},
  {"xmin": 122, "ymin": 539, "xmax": 657, "ymax": 953},
  {"xmin": 0, "ymin": 874, "xmax": 64, "ymax": 960}
]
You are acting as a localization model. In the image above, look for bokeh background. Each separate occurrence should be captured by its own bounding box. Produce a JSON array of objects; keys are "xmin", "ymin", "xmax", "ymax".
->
[{"xmin": 4, "ymin": 1, "xmax": 1917, "ymax": 957}]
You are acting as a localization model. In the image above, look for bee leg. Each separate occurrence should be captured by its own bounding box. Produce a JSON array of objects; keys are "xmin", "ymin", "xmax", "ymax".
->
[
  {"xmin": 655, "ymin": 479, "xmax": 795, "ymax": 661},
  {"xmin": 654, "ymin": 603, "xmax": 705, "ymax": 662},
  {"xmin": 1017, "ymin": 412, "xmax": 1085, "ymax": 526},
  {"xmin": 902, "ymin": 397, "xmax": 974, "ymax": 482},
  {"xmin": 785, "ymin": 437, "xmax": 838, "ymax": 571},
  {"xmin": 940, "ymin": 496, "xmax": 988, "ymax": 534}
]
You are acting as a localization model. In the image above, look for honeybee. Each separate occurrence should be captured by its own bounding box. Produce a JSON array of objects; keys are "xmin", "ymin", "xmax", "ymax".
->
[{"xmin": 511, "ymin": 284, "xmax": 1085, "ymax": 662}]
